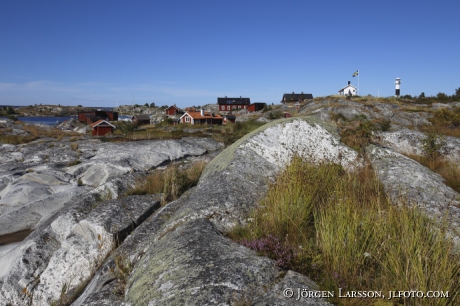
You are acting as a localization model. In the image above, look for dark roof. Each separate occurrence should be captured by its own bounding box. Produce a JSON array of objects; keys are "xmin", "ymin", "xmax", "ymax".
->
[
  {"xmin": 282, "ymin": 93, "xmax": 313, "ymax": 102},
  {"xmin": 132, "ymin": 114, "xmax": 151, "ymax": 120},
  {"xmin": 223, "ymin": 114, "xmax": 236, "ymax": 120},
  {"xmin": 217, "ymin": 97, "xmax": 250, "ymax": 105},
  {"xmin": 166, "ymin": 105, "xmax": 182, "ymax": 111},
  {"xmin": 249, "ymin": 102, "xmax": 266, "ymax": 106}
]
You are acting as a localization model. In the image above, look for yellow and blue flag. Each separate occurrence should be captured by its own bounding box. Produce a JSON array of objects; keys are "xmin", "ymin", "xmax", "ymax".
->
[{"xmin": 352, "ymin": 70, "xmax": 359, "ymax": 77}]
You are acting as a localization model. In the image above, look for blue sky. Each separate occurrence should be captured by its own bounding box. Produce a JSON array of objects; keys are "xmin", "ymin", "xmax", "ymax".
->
[{"xmin": 1, "ymin": 0, "xmax": 459, "ymax": 108}]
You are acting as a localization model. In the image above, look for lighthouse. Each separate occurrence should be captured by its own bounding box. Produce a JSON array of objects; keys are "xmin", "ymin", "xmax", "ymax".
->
[{"xmin": 395, "ymin": 78, "xmax": 401, "ymax": 97}]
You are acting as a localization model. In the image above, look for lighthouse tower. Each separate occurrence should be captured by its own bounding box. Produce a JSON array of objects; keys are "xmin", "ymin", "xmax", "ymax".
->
[{"xmin": 395, "ymin": 78, "xmax": 401, "ymax": 97}]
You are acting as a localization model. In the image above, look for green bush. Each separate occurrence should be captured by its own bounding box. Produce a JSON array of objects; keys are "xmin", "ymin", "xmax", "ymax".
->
[{"xmin": 421, "ymin": 130, "xmax": 446, "ymax": 161}]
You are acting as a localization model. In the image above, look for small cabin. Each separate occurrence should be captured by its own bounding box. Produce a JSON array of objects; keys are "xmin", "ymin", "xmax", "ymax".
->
[
  {"xmin": 91, "ymin": 120, "xmax": 115, "ymax": 136},
  {"xmin": 247, "ymin": 103, "xmax": 266, "ymax": 113},
  {"xmin": 165, "ymin": 105, "xmax": 184, "ymax": 116},
  {"xmin": 223, "ymin": 114, "xmax": 236, "ymax": 124},
  {"xmin": 338, "ymin": 81, "xmax": 357, "ymax": 96},
  {"xmin": 132, "ymin": 114, "xmax": 151, "ymax": 126},
  {"xmin": 78, "ymin": 110, "xmax": 118, "ymax": 124}
]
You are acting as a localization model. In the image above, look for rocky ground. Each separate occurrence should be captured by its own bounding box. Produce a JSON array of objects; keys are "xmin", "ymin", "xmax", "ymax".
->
[{"xmin": 0, "ymin": 97, "xmax": 459, "ymax": 305}]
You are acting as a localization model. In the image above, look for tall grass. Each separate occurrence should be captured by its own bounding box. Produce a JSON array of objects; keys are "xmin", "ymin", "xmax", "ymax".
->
[
  {"xmin": 221, "ymin": 120, "xmax": 267, "ymax": 146},
  {"xmin": 230, "ymin": 157, "xmax": 460, "ymax": 305},
  {"xmin": 124, "ymin": 161, "xmax": 207, "ymax": 204},
  {"xmin": 422, "ymin": 107, "xmax": 460, "ymax": 137}
]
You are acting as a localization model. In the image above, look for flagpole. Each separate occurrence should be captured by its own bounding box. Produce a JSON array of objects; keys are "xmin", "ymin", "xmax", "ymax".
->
[{"xmin": 358, "ymin": 69, "xmax": 360, "ymax": 96}]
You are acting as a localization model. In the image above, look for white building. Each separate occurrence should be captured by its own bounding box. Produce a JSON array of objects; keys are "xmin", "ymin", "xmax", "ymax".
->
[{"xmin": 338, "ymin": 81, "xmax": 357, "ymax": 96}]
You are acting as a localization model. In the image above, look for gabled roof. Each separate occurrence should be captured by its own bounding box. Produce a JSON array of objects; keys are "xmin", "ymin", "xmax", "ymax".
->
[
  {"xmin": 217, "ymin": 97, "xmax": 250, "ymax": 105},
  {"xmin": 180, "ymin": 111, "xmax": 223, "ymax": 120},
  {"xmin": 282, "ymin": 93, "xmax": 313, "ymax": 102},
  {"xmin": 338, "ymin": 84, "xmax": 357, "ymax": 91},
  {"xmin": 132, "ymin": 114, "xmax": 151, "ymax": 120},
  {"xmin": 90, "ymin": 119, "xmax": 116, "ymax": 128},
  {"xmin": 223, "ymin": 114, "xmax": 236, "ymax": 120},
  {"xmin": 165, "ymin": 105, "xmax": 182, "ymax": 111}
]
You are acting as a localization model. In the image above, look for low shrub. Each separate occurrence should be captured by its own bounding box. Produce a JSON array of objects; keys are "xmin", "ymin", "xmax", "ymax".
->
[
  {"xmin": 222, "ymin": 120, "xmax": 266, "ymax": 146},
  {"xmin": 340, "ymin": 120, "xmax": 377, "ymax": 152}
]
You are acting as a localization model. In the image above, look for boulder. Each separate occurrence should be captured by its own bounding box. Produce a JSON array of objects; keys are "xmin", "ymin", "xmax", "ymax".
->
[
  {"xmin": 77, "ymin": 117, "xmax": 358, "ymax": 305},
  {"xmin": 377, "ymin": 128, "xmax": 460, "ymax": 163}
]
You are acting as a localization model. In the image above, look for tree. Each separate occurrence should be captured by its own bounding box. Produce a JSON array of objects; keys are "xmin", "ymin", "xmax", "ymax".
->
[
  {"xmin": 419, "ymin": 92, "xmax": 425, "ymax": 99},
  {"xmin": 437, "ymin": 92, "xmax": 448, "ymax": 100},
  {"xmin": 118, "ymin": 121, "xmax": 135, "ymax": 136},
  {"xmin": 421, "ymin": 130, "xmax": 446, "ymax": 163},
  {"xmin": 455, "ymin": 87, "xmax": 460, "ymax": 98},
  {"xmin": 144, "ymin": 103, "xmax": 149, "ymax": 107},
  {"xmin": 150, "ymin": 102, "xmax": 156, "ymax": 108},
  {"xmin": 6, "ymin": 106, "xmax": 15, "ymax": 115}
]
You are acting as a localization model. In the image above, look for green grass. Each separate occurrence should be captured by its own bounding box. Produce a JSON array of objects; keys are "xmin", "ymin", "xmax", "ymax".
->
[
  {"xmin": 228, "ymin": 157, "xmax": 460, "ymax": 305},
  {"xmin": 220, "ymin": 119, "xmax": 267, "ymax": 146}
]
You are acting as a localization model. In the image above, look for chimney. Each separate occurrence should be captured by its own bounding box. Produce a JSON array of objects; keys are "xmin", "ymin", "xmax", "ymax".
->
[
  {"xmin": 200, "ymin": 109, "xmax": 204, "ymax": 116},
  {"xmin": 348, "ymin": 81, "xmax": 351, "ymax": 85}
]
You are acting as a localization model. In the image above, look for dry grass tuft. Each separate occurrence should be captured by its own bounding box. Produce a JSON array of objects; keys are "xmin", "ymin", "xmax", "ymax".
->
[
  {"xmin": 229, "ymin": 157, "xmax": 460, "ymax": 305},
  {"xmin": 124, "ymin": 161, "xmax": 207, "ymax": 205}
]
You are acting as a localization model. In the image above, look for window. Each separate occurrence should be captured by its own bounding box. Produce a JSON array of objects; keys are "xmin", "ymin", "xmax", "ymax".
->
[
  {"xmin": 232, "ymin": 105, "xmax": 236, "ymax": 109},
  {"xmin": 227, "ymin": 106, "xmax": 230, "ymax": 110},
  {"xmin": 221, "ymin": 105, "xmax": 225, "ymax": 110},
  {"xmin": 238, "ymin": 105, "xmax": 241, "ymax": 109},
  {"xmin": 185, "ymin": 117, "xmax": 190, "ymax": 122}
]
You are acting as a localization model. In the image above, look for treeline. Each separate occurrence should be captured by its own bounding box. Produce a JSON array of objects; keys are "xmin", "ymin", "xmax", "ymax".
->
[{"xmin": 401, "ymin": 87, "xmax": 460, "ymax": 102}]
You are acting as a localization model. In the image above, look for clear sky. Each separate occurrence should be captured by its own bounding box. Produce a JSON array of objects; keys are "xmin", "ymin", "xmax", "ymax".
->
[{"xmin": 1, "ymin": 0, "xmax": 459, "ymax": 108}]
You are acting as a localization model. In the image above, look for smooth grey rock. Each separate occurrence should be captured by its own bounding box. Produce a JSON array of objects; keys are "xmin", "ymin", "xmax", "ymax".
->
[
  {"xmin": 125, "ymin": 218, "xmax": 330, "ymax": 306},
  {"xmin": 93, "ymin": 117, "xmax": 355, "ymax": 305},
  {"xmin": 0, "ymin": 138, "xmax": 223, "ymax": 237},
  {"xmin": 377, "ymin": 128, "xmax": 460, "ymax": 163},
  {"xmin": 0, "ymin": 194, "xmax": 161, "ymax": 306}
]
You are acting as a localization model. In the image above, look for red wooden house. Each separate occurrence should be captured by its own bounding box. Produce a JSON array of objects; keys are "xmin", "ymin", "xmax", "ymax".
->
[
  {"xmin": 131, "ymin": 114, "xmax": 151, "ymax": 126},
  {"xmin": 281, "ymin": 92, "xmax": 313, "ymax": 103},
  {"xmin": 222, "ymin": 114, "xmax": 236, "ymax": 124},
  {"xmin": 179, "ymin": 110, "xmax": 223, "ymax": 125},
  {"xmin": 247, "ymin": 103, "xmax": 266, "ymax": 113},
  {"xmin": 165, "ymin": 105, "xmax": 184, "ymax": 116},
  {"xmin": 91, "ymin": 120, "xmax": 116, "ymax": 136},
  {"xmin": 217, "ymin": 96, "xmax": 250, "ymax": 112},
  {"xmin": 78, "ymin": 110, "xmax": 118, "ymax": 124}
]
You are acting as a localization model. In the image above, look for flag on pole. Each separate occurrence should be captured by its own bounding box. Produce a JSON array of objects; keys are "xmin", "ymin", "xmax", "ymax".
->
[{"xmin": 352, "ymin": 70, "xmax": 359, "ymax": 77}]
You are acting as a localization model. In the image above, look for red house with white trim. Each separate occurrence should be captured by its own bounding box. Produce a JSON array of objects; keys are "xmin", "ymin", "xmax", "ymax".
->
[
  {"xmin": 217, "ymin": 97, "xmax": 250, "ymax": 112},
  {"xmin": 91, "ymin": 120, "xmax": 116, "ymax": 136},
  {"xmin": 179, "ymin": 110, "xmax": 223, "ymax": 125}
]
